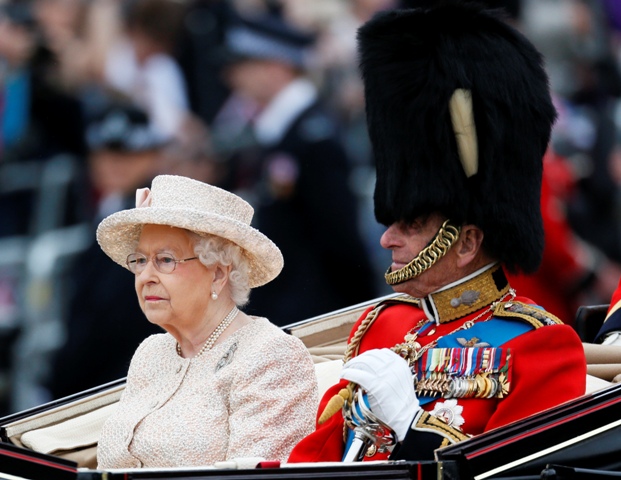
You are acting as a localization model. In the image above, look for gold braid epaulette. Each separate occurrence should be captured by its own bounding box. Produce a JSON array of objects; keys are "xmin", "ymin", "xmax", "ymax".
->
[
  {"xmin": 317, "ymin": 295, "xmax": 420, "ymax": 425},
  {"xmin": 492, "ymin": 301, "xmax": 563, "ymax": 328}
]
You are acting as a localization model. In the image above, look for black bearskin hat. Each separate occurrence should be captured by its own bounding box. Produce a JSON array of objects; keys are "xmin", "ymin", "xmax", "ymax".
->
[{"xmin": 359, "ymin": 0, "xmax": 556, "ymax": 273}]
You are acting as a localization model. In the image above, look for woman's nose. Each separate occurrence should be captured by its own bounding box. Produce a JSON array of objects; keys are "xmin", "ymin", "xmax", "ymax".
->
[{"xmin": 137, "ymin": 258, "xmax": 159, "ymax": 281}]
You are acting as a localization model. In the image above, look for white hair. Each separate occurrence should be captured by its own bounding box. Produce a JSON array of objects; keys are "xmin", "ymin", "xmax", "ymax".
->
[{"xmin": 188, "ymin": 232, "xmax": 251, "ymax": 306}]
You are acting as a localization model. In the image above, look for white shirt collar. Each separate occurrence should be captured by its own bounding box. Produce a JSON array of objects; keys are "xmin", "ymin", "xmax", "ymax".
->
[{"xmin": 253, "ymin": 78, "xmax": 317, "ymax": 146}]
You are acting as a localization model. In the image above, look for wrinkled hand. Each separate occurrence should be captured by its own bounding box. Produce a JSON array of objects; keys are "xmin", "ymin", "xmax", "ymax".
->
[{"xmin": 340, "ymin": 348, "xmax": 420, "ymax": 441}]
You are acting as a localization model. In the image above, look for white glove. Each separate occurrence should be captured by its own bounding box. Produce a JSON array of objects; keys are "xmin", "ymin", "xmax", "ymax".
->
[
  {"xmin": 340, "ymin": 348, "xmax": 420, "ymax": 442},
  {"xmin": 603, "ymin": 332, "xmax": 621, "ymax": 346}
]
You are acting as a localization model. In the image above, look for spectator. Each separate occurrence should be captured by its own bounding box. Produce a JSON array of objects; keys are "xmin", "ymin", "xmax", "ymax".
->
[
  {"xmin": 0, "ymin": 0, "xmax": 86, "ymax": 237},
  {"xmin": 157, "ymin": 113, "xmax": 225, "ymax": 185},
  {"xmin": 521, "ymin": 0, "xmax": 621, "ymax": 265},
  {"xmin": 103, "ymin": 0, "xmax": 191, "ymax": 139},
  {"xmin": 45, "ymin": 100, "xmax": 166, "ymax": 399},
  {"xmin": 507, "ymin": 148, "xmax": 621, "ymax": 325},
  {"xmin": 212, "ymin": 9, "xmax": 377, "ymax": 325},
  {"xmin": 174, "ymin": 0, "xmax": 234, "ymax": 127},
  {"xmin": 281, "ymin": 0, "xmax": 399, "ymax": 292}
]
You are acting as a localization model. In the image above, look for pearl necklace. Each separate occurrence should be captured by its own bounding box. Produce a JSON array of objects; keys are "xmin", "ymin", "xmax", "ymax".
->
[{"xmin": 176, "ymin": 306, "xmax": 239, "ymax": 358}]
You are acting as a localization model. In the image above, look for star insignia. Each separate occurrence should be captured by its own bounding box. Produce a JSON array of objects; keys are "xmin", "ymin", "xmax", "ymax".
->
[{"xmin": 431, "ymin": 399, "xmax": 465, "ymax": 429}]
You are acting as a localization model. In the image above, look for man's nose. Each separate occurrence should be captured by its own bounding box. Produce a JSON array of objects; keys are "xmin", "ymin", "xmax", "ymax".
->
[{"xmin": 380, "ymin": 224, "xmax": 399, "ymax": 249}]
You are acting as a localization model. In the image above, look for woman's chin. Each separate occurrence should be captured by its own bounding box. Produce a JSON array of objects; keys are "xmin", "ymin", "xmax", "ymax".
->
[{"xmin": 144, "ymin": 312, "xmax": 168, "ymax": 328}]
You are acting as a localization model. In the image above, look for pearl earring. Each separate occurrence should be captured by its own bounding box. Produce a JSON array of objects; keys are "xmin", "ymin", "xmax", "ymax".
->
[{"xmin": 211, "ymin": 291, "xmax": 218, "ymax": 300}]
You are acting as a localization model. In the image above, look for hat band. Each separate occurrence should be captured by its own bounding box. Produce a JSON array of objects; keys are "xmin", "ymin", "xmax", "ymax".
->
[
  {"xmin": 384, "ymin": 220, "xmax": 461, "ymax": 285},
  {"xmin": 227, "ymin": 27, "xmax": 307, "ymax": 68}
]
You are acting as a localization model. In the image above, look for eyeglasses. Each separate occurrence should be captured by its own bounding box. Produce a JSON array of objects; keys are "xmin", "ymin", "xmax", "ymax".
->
[{"xmin": 126, "ymin": 253, "xmax": 198, "ymax": 274}]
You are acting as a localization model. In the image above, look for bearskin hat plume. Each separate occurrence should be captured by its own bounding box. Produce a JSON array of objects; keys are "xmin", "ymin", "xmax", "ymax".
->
[{"xmin": 358, "ymin": 0, "xmax": 556, "ymax": 273}]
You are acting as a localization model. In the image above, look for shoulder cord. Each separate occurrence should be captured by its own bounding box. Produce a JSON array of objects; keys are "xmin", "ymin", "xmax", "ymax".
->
[
  {"xmin": 318, "ymin": 304, "xmax": 386, "ymax": 426},
  {"xmin": 343, "ymin": 304, "xmax": 386, "ymax": 362}
]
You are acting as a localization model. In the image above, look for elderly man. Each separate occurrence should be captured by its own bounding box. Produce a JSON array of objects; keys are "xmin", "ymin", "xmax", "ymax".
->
[{"xmin": 288, "ymin": 0, "xmax": 586, "ymax": 463}]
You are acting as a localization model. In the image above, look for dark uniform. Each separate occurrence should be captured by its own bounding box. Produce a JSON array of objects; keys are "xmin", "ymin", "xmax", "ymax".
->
[
  {"xmin": 246, "ymin": 99, "xmax": 376, "ymax": 325},
  {"xmin": 595, "ymin": 276, "xmax": 621, "ymax": 343},
  {"xmin": 215, "ymin": 11, "xmax": 376, "ymax": 326}
]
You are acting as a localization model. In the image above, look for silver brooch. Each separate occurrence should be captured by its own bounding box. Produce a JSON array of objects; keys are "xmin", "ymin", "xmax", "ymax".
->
[{"xmin": 215, "ymin": 342, "xmax": 238, "ymax": 372}]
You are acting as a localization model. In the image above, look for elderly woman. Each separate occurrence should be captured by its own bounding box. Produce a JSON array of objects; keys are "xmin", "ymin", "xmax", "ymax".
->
[{"xmin": 95, "ymin": 175, "xmax": 318, "ymax": 468}]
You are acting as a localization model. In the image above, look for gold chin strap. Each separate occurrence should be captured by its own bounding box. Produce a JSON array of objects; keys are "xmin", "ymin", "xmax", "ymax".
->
[{"xmin": 384, "ymin": 219, "xmax": 462, "ymax": 286}]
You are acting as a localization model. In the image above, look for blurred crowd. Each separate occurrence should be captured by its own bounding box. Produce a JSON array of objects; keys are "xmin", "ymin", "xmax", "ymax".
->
[{"xmin": 1, "ymin": 0, "xmax": 621, "ymax": 415}]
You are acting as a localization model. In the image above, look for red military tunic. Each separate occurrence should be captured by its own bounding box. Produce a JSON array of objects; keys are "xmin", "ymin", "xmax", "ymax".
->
[{"xmin": 288, "ymin": 265, "xmax": 586, "ymax": 462}]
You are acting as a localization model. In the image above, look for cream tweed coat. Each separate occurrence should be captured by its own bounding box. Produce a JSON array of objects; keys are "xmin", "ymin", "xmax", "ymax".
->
[{"xmin": 97, "ymin": 317, "xmax": 318, "ymax": 468}]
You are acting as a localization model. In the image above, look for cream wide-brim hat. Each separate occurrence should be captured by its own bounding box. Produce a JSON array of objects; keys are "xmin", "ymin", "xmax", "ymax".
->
[{"xmin": 96, "ymin": 175, "xmax": 284, "ymax": 288}]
